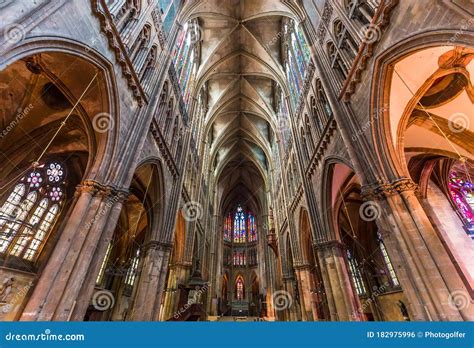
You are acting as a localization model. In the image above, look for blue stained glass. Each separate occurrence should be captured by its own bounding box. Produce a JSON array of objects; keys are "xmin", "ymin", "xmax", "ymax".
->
[
  {"xmin": 291, "ymin": 33, "xmax": 306, "ymax": 79},
  {"xmin": 248, "ymin": 214, "xmax": 257, "ymax": 242}
]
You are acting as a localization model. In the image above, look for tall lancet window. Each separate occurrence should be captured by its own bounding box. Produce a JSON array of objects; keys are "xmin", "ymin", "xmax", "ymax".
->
[
  {"xmin": 448, "ymin": 170, "xmax": 474, "ymax": 236},
  {"xmin": 235, "ymin": 276, "xmax": 245, "ymax": 300},
  {"xmin": 173, "ymin": 21, "xmax": 199, "ymax": 106},
  {"xmin": 283, "ymin": 19, "xmax": 311, "ymax": 109},
  {"xmin": 0, "ymin": 161, "xmax": 65, "ymax": 261},
  {"xmin": 248, "ymin": 213, "xmax": 257, "ymax": 242},
  {"xmin": 224, "ymin": 213, "xmax": 232, "ymax": 242},
  {"xmin": 233, "ymin": 206, "xmax": 246, "ymax": 243}
]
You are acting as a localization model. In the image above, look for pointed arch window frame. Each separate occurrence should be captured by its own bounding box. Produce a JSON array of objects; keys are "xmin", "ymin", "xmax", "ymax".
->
[{"xmin": 0, "ymin": 161, "xmax": 66, "ymax": 262}]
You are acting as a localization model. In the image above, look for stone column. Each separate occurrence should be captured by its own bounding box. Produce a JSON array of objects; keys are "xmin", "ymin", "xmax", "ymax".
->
[
  {"xmin": 362, "ymin": 179, "xmax": 473, "ymax": 321},
  {"xmin": 294, "ymin": 264, "xmax": 317, "ymax": 321},
  {"xmin": 281, "ymin": 276, "xmax": 300, "ymax": 321},
  {"xmin": 160, "ymin": 262, "xmax": 191, "ymax": 320},
  {"xmin": 129, "ymin": 241, "xmax": 173, "ymax": 321},
  {"xmin": 21, "ymin": 181, "xmax": 127, "ymax": 321},
  {"xmin": 315, "ymin": 241, "xmax": 361, "ymax": 321},
  {"xmin": 70, "ymin": 188, "xmax": 128, "ymax": 320}
]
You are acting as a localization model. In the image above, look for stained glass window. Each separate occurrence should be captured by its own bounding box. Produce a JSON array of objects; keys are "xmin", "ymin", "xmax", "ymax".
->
[
  {"xmin": 283, "ymin": 19, "xmax": 311, "ymax": 110},
  {"xmin": 233, "ymin": 250, "xmax": 246, "ymax": 266},
  {"xmin": 346, "ymin": 250, "xmax": 366, "ymax": 295},
  {"xmin": 377, "ymin": 232, "xmax": 400, "ymax": 287},
  {"xmin": 233, "ymin": 206, "xmax": 246, "ymax": 243},
  {"xmin": 294, "ymin": 21, "xmax": 311, "ymax": 63},
  {"xmin": 224, "ymin": 213, "xmax": 232, "ymax": 242},
  {"xmin": 248, "ymin": 213, "xmax": 257, "ymax": 242},
  {"xmin": 96, "ymin": 242, "xmax": 113, "ymax": 285},
  {"xmin": 125, "ymin": 248, "xmax": 140, "ymax": 287},
  {"xmin": 173, "ymin": 21, "xmax": 198, "ymax": 108},
  {"xmin": 0, "ymin": 161, "xmax": 65, "ymax": 260},
  {"xmin": 449, "ymin": 170, "xmax": 474, "ymax": 235},
  {"xmin": 236, "ymin": 276, "xmax": 244, "ymax": 300}
]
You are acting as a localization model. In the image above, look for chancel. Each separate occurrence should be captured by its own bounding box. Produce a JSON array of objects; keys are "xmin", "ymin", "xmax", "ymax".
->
[{"xmin": 0, "ymin": 0, "xmax": 472, "ymax": 322}]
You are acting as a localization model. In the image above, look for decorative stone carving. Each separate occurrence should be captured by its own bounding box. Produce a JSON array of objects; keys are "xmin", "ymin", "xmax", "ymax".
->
[
  {"xmin": 91, "ymin": 0, "xmax": 146, "ymax": 106},
  {"xmin": 143, "ymin": 240, "xmax": 173, "ymax": 254},
  {"xmin": 360, "ymin": 178, "xmax": 419, "ymax": 201},
  {"xmin": 75, "ymin": 179, "xmax": 129, "ymax": 201},
  {"xmin": 340, "ymin": 0, "xmax": 399, "ymax": 101},
  {"xmin": 317, "ymin": 1, "xmax": 333, "ymax": 44},
  {"xmin": 149, "ymin": 121, "xmax": 180, "ymax": 180}
]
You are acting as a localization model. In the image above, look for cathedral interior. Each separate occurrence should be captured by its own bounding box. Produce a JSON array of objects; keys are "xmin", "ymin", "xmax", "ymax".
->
[{"xmin": 0, "ymin": 0, "xmax": 473, "ymax": 322}]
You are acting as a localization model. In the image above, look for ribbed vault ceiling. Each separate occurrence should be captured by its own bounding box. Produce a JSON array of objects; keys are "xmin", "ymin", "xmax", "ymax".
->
[{"xmin": 183, "ymin": 0, "xmax": 297, "ymax": 214}]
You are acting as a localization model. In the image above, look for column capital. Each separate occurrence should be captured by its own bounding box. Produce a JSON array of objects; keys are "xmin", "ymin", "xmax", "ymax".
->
[
  {"xmin": 293, "ymin": 263, "xmax": 313, "ymax": 271},
  {"xmin": 75, "ymin": 180, "xmax": 130, "ymax": 202},
  {"xmin": 142, "ymin": 240, "xmax": 173, "ymax": 254},
  {"xmin": 313, "ymin": 240, "xmax": 344, "ymax": 252},
  {"xmin": 360, "ymin": 178, "xmax": 418, "ymax": 201}
]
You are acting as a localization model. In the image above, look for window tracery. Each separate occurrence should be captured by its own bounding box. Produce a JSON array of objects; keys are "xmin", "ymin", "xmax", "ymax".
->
[{"xmin": 0, "ymin": 161, "xmax": 65, "ymax": 261}]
